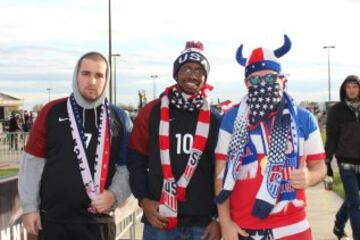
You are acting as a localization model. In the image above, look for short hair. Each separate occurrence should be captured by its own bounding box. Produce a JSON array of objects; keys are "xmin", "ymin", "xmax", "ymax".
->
[
  {"xmin": 77, "ymin": 52, "xmax": 108, "ymax": 76},
  {"xmin": 344, "ymin": 75, "xmax": 360, "ymax": 84}
]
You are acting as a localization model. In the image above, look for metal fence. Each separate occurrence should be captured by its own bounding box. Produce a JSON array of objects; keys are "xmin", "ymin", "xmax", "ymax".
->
[
  {"xmin": 0, "ymin": 132, "xmax": 29, "ymax": 169},
  {"xmin": 115, "ymin": 197, "xmax": 143, "ymax": 240},
  {"xmin": 0, "ymin": 138, "xmax": 143, "ymax": 240},
  {"xmin": 0, "ymin": 176, "xmax": 143, "ymax": 240}
]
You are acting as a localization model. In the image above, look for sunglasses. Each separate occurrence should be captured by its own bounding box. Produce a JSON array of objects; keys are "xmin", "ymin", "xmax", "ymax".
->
[
  {"xmin": 178, "ymin": 66, "xmax": 205, "ymax": 78},
  {"xmin": 247, "ymin": 73, "xmax": 284, "ymax": 86}
]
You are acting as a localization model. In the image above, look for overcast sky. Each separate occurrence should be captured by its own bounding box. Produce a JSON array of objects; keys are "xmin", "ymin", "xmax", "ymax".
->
[{"xmin": 1, "ymin": 0, "xmax": 360, "ymax": 110}]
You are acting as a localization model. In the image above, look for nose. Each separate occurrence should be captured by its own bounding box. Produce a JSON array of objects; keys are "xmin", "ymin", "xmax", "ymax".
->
[{"xmin": 89, "ymin": 76, "xmax": 97, "ymax": 85}]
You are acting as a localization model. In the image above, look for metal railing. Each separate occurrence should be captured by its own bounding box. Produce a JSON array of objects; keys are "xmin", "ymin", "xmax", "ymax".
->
[
  {"xmin": 115, "ymin": 198, "xmax": 143, "ymax": 240},
  {"xmin": 0, "ymin": 141, "xmax": 143, "ymax": 240},
  {"xmin": 0, "ymin": 132, "xmax": 29, "ymax": 169}
]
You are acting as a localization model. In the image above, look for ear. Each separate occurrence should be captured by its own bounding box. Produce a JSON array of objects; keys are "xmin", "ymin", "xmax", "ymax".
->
[
  {"xmin": 174, "ymin": 73, "xmax": 179, "ymax": 82},
  {"xmin": 245, "ymin": 78, "xmax": 251, "ymax": 88}
]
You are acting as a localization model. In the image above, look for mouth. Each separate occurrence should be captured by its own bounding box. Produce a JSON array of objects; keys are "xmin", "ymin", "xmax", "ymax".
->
[
  {"xmin": 183, "ymin": 80, "xmax": 200, "ymax": 88},
  {"xmin": 86, "ymin": 88, "xmax": 98, "ymax": 93}
]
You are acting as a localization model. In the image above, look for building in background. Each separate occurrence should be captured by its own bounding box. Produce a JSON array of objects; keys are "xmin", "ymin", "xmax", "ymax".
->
[{"xmin": 0, "ymin": 93, "xmax": 23, "ymax": 121}]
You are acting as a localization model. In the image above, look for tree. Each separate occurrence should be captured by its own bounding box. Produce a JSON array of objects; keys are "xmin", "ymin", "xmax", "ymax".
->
[{"xmin": 32, "ymin": 104, "xmax": 44, "ymax": 113}]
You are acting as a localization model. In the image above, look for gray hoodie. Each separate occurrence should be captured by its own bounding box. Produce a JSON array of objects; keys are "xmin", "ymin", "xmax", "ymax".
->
[{"xmin": 18, "ymin": 52, "xmax": 131, "ymax": 214}]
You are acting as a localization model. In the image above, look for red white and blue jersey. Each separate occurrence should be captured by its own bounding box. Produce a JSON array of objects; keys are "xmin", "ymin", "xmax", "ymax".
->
[{"xmin": 215, "ymin": 105, "xmax": 325, "ymax": 229}]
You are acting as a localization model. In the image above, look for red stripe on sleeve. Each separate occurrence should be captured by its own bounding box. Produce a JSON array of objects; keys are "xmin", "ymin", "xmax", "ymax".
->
[
  {"xmin": 25, "ymin": 98, "xmax": 67, "ymax": 158},
  {"xmin": 215, "ymin": 153, "xmax": 227, "ymax": 161},
  {"xmin": 128, "ymin": 99, "xmax": 160, "ymax": 156},
  {"xmin": 306, "ymin": 153, "xmax": 326, "ymax": 161}
]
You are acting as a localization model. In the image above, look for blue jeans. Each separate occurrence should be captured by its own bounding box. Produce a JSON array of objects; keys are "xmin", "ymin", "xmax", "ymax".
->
[
  {"xmin": 335, "ymin": 201, "xmax": 348, "ymax": 231},
  {"xmin": 143, "ymin": 224, "xmax": 205, "ymax": 240},
  {"xmin": 339, "ymin": 166, "xmax": 360, "ymax": 240}
]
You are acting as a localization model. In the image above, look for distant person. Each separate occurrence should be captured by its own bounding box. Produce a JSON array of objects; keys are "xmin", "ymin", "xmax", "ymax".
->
[
  {"xmin": 8, "ymin": 112, "xmax": 21, "ymax": 150},
  {"xmin": 214, "ymin": 35, "xmax": 326, "ymax": 240},
  {"xmin": 325, "ymin": 75, "xmax": 360, "ymax": 240},
  {"xmin": 127, "ymin": 41, "xmax": 221, "ymax": 240},
  {"xmin": 22, "ymin": 112, "xmax": 32, "ymax": 132},
  {"xmin": 18, "ymin": 52, "xmax": 132, "ymax": 240}
]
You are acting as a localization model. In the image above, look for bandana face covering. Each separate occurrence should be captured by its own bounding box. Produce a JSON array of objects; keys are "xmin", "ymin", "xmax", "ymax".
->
[
  {"xmin": 168, "ymin": 86, "xmax": 204, "ymax": 111},
  {"xmin": 247, "ymin": 82, "xmax": 283, "ymax": 125},
  {"xmin": 215, "ymin": 93, "xmax": 301, "ymax": 219}
]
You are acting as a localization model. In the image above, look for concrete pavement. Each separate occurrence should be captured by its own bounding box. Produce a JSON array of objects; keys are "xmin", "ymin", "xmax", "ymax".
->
[
  {"xmin": 119, "ymin": 184, "xmax": 353, "ymax": 240},
  {"xmin": 307, "ymin": 183, "xmax": 352, "ymax": 240}
]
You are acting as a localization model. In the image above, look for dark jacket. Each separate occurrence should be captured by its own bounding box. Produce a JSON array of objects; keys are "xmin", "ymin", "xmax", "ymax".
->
[
  {"xmin": 127, "ymin": 98, "xmax": 221, "ymax": 227},
  {"xmin": 9, "ymin": 115, "xmax": 20, "ymax": 132},
  {"xmin": 325, "ymin": 76, "xmax": 360, "ymax": 165},
  {"xmin": 25, "ymin": 98, "xmax": 131, "ymax": 223}
]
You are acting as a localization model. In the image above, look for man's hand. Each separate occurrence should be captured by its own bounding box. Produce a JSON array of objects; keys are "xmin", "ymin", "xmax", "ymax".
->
[
  {"xmin": 290, "ymin": 157, "xmax": 326, "ymax": 189},
  {"xmin": 23, "ymin": 212, "xmax": 42, "ymax": 236},
  {"xmin": 201, "ymin": 220, "xmax": 221, "ymax": 240},
  {"xmin": 140, "ymin": 198, "xmax": 168, "ymax": 229},
  {"xmin": 220, "ymin": 219, "xmax": 248, "ymax": 240},
  {"xmin": 92, "ymin": 190, "xmax": 116, "ymax": 213},
  {"xmin": 290, "ymin": 167, "xmax": 310, "ymax": 189}
]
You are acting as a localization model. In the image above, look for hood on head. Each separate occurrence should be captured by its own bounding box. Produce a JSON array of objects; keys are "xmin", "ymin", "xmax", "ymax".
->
[
  {"xmin": 339, "ymin": 75, "xmax": 360, "ymax": 101},
  {"xmin": 72, "ymin": 51, "xmax": 110, "ymax": 109}
]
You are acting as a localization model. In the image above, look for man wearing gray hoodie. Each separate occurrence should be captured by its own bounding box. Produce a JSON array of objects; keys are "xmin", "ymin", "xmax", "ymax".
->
[{"xmin": 18, "ymin": 52, "xmax": 132, "ymax": 240}]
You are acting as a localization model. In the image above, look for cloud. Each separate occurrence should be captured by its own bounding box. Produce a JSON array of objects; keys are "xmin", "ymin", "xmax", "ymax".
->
[{"xmin": 1, "ymin": 0, "xmax": 360, "ymax": 110}]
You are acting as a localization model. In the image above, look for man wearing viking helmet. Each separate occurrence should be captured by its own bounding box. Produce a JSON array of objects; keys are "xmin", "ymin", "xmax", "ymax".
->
[{"xmin": 214, "ymin": 35, "xmax": 326, "ymax": 240}]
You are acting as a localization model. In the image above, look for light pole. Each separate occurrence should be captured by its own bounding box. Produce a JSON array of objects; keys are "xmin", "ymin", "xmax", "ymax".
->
[
  {"xmin": 150, "ymin": 75, "xmax": 159, "ymax": 99},
  {"xmin": 108, "ymin": 0, "xmax": 113, "ymax": 103},
  {"xmin": 323, "ymin": 46, "xmax": 335, "ymax": 101},
  {"xmin": 112, "ymin": 54, "xmax": 121, "ymax": 104},
  {"xmin": 46, "ymin": 88, "xmax": 52, "ymax": 102}
]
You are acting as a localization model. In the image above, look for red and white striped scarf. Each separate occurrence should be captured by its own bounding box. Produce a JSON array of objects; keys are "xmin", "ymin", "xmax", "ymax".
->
[{"xmin": 158, "ymin": 84, "xmax": 213, "ymax": 230}]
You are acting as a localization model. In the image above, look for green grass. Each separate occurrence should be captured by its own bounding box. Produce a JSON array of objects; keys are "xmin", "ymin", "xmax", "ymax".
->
[
  {"xmin": 321, "ymin": 128, "xmax": 326, "ymax": 144},
  {"xmin": 333, "ymin": 171, "xmax": 345, "ymax": 199},
  {"xmin": 0, "ymin": 168, "xmax": 19, "ymax": 177}
]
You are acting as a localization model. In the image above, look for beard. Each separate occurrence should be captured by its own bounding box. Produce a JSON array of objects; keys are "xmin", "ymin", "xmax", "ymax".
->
[{"xmin": 247, "ymin": 82, "xmax": 283, "ymax": 125}]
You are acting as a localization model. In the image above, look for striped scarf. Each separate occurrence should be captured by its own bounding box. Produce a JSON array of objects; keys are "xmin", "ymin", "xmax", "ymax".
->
[
  {"xmin": 67, "ymin": 94, "xmax": 111, "ymax": 213},
  {"xmin": 158, "ymin": 84, "xmax": 212, "ymax": 230},
  {"xmin": 215, "ymin": 93, "xmax": 299, "ymax": 219}
]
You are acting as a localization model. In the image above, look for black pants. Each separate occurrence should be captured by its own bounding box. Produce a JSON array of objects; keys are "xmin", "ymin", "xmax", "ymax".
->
[{"xmin": 38, "ymin": 221, "xmax": 116, "ymax": 240}]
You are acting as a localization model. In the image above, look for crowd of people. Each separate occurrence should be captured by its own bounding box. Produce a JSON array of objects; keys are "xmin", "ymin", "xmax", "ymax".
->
[{"xmin": 17, "ymin": 35, "xmax": 359, "ymax": 240}]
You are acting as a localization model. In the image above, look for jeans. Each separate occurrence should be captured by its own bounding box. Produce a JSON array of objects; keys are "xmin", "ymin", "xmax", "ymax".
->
[
  {"xmin": 335, "ymin": 201, "xmax": 348, "ymax": 231},
  {"xmin": 143, "ymin": 224, "xmax": 205, "ymax": 240},
  {"xmin": 38, "ymin": 221, "xmax": 116, "ymax": 240},
  {"xmin": 339, "ymin": 166, "xmax": 360, "ymax": 240}
]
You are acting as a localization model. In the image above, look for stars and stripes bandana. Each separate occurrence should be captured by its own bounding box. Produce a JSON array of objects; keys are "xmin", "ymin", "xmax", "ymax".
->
[
  {"xmin": 67, "ymin": 94, "xmax": 111, "ymax": 213},
  {"xmin": 247, "ymin": 82, "xmax": 282, "ymax": 125},
  {"xmin": 215, "ymin": 92, "xmax": 299, "ymax": 219},
  {"xmin": 158, "ymin": 84, "xmax": 212, "ymax": 230},
  {"xmin": 169, "ymin": 86, "xmax": 205, "ymax": 112}
]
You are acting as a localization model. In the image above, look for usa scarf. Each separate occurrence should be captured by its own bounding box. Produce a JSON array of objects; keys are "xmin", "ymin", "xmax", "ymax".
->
[
  {"xmin": 158, "ymin": 84, "xmax": 212, "ymax": 230},
  {"xmin": 67, "ymin": 94, "xmax": 111, "ymax": 213},
  {"xmin": 215, "ymin": 92, "xmax": 299, "ymax": 219}
]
